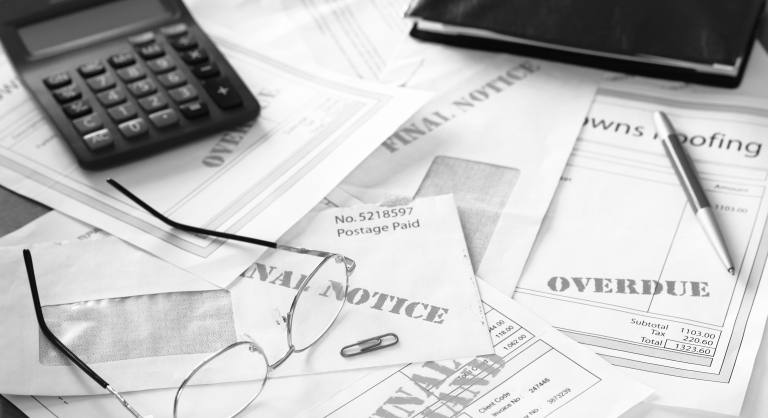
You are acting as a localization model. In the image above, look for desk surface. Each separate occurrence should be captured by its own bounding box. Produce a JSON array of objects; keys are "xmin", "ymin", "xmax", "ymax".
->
[{"xmin": 2, "ymin": 13, "xmax": 768, "ymax": 418}]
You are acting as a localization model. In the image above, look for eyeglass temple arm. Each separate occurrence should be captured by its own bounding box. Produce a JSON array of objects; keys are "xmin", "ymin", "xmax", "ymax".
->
[
  {"xmin": 107, "ymin": 179, "xmax": 355, "ymax": 274},
  {"xmin": 23, "ymin": 250, "xmax": 150, "ymax": 418},
  {"xmin": 277, "ymin": 245, "xmax": 356, "ymax": 274},
  {"xmin": 107, "ymin": 178, "xmax": 277, "ymax": 249}
]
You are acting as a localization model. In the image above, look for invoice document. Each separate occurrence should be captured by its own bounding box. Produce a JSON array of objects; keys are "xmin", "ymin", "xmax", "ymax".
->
[
  {"xmin": 0, "ymin": 195, "xmax": 493, "ymax": 395},
  {"xmin": 338, "ymin": 55, "xmax": 601, "ymax": 295},
  {"xmin": 0, "ymin": 31, "xmax": 429, "ymax": 288},
  {"xmin": 302, "ymin": 280, "xmax": 652, "ymax": 418},
  {"xmin": 514, "ymin": 61, "xmax": 768, "ymax": 415},
  {"xmin": 186, "ymin": 0, "xmax": 411, "ymax": 81},
  {"xmin": 0, "ymin": 205, "xmax": 371, "ymax": 418}
]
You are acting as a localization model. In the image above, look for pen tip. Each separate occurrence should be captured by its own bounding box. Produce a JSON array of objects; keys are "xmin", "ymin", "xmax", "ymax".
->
[
  {"xmin": 728, "ymin": 267, "xmax": 735, "ymax": 276},
  {"xmin": 653, "ymin": 111, "xmax": 669, "ymax": 127}
]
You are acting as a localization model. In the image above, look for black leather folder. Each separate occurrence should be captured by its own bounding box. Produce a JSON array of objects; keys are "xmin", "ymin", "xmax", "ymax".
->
[{"xmin": 406, "ymin": 0, "xmax": 765, "ymax": 87}]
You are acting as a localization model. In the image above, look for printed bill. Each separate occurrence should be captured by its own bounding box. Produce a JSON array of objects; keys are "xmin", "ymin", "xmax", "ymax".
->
[{"xmin": 0, "ymin": 31, "xmax": 430, "ymax": 288}]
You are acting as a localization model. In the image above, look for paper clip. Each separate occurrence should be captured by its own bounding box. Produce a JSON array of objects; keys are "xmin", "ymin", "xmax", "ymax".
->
[{"xmin": 340, "ymin": 333, "xmax": 399, "ymax": 357}]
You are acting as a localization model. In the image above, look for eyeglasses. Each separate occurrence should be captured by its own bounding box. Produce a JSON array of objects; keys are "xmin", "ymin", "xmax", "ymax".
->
[{"xmin": 21, "ymin": 178, "xmax": 356, "ymax": 418}]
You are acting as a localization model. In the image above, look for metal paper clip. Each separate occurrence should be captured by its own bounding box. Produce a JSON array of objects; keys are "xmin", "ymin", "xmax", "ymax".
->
[{"xmin": 340, "ymin": 333, "xmax": 399, "ymax": 357}]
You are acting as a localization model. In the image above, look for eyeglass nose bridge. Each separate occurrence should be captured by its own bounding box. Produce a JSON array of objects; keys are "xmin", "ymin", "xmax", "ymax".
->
[
  {"xmin": 268, "ymin": 346, "xmax": 295, "ymax": 371},
  {"xmin": 275, "ymin": 244, "xmax": 356, "ymax": 276}
]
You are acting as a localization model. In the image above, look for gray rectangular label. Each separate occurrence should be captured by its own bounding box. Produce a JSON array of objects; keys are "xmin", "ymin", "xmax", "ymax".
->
[{"xmin": 40, "ymin": 290, "xmax": 236, "ymax": 366}]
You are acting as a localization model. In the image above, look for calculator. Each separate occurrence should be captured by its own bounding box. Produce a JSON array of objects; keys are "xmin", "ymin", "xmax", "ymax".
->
[{"xmin": 0, "ymin": 0, "xmax": 260, "ymax": 169}]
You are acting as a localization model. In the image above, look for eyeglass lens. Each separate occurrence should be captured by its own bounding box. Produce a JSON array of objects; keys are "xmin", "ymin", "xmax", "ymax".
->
[
  {"xmin": 175, "ymin": 254, "xmax": 349, "ymax": 418},
  {"xmin": 290, "ymin": 254, "xmax": 349, "ymax": 351},
  {"xmin": 175, "ymin": 342, "xmax": 269, "ymax": 418}
]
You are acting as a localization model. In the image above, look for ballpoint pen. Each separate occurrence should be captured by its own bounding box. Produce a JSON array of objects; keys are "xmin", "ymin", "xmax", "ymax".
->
[{"xmin": 654, "ymin": 111, "xmax": 735, "ymax": 275}]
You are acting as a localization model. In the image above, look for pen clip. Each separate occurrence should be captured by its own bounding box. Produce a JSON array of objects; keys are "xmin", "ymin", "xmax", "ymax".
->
[{"xmin": 340, "ymin": 333, "xmax": 398, "ymax": 357}]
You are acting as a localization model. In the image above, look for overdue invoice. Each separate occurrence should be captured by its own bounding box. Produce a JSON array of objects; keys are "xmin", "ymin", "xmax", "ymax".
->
[
  {"xmin": 0, "ymin": 31, "xmax": 428, "ymax": 288},
  {"xmin": 514, "ymin": 68, "xmax": 768, "ymax": 415},
  {"xmin": 302, "ymin": 280, "xmax": 652, "ymax": 418}
]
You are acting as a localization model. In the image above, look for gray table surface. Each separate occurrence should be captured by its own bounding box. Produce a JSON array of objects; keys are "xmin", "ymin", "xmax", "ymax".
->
[{"xmin": 3, "ymin": 12, "xmax": 768, "ymax": 418}]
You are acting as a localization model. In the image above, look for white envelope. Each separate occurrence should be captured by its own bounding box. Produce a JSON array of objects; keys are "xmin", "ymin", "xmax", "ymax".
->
[{"xmin": 0, "ymin": 195, "xmax": 493, "ymax": 395}]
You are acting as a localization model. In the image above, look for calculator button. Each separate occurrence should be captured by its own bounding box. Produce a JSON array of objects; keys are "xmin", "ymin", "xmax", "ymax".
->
[
  {"xmin": 118, "ymin": 118, "xmax": 149, "ymax": 139},
  {"xmin": 72, "ymin": 113, "xmax": 103, "ymax": 135},
  {"xmin": 138, "ymin": 93, "xmax": 168, "ymax": 112},
  {"xmin": 157, "ymin": 70, "xmax": 186, "ymax": 88},
  {"xmin": 44, "ymin": 72, "xmax": 70, "ymax": 89},
  {"xmin": 128, "ymin": 31, "xmax": 155, "ymax": 45},
  {"xmin": 128, "ymin": 79, "xmax": 157, "ymax": 97},
  {"xmin": 191, "ymin": 62, "xmax": 219, "ymax": 79},
  {"xmin": 160, "ymin": 23, "xmax": 188, "ymax": 37},
  {"xmin": 138, "ymin": 43, "xmax": 164, "ymax": 59},
  {"xmin": 179, "ymin": 101, "xmax": 209, "ymax": 119},
  {"xmin": 168, "ymin": 85, "xmax": 197, "ymax": 103},
  {"xmin": 108, "ymin": 102, "xmax": 137, "ymax": 123},
  {"xmin": 86, "ymin": 73, "xmax": 116, "ymax": 92},
  {"xmin": 179, "ymin": 49, "xmax": 208, "ymax": 64},
  {"xmin": 109, "ymin": 53, "xmax": 135, "ymax": 68},
  {"xmin": 78, "ymin": 60, "xmax": 105, "ymax": 78},
  {"xmin": 146, "ymin": 56, "xmax": 175, "ymax": 73},
  {"xmin": 52, "ymin": 85, "xmax": 81, "ymax": 103},
  {"xmin": 82, "ymin": 129, "xmax": 113, "ymax": 151},
  {"xmin": 149, "ymin": 109, "xmax": 179, "ymax": 129},
  {"xmin": 169, "ymin": 34, "xmax": 197, "ymax": 51},
  {"xmin": 117, "ymin": 65, "xmax": 146, "ymax": 82},
  {"xmin": 203, "ymin": 78, "xmax": 242, "ymax": 109},
  {"xmin": 97, "ymin": 88, "xmax": 126, "ymax": 107},
  {"xmin": 62, "ymin": 99, "xmax": 92, "ymax": 118}
]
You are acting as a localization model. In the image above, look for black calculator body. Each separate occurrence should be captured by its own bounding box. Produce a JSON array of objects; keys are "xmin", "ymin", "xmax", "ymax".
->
[{"xmin": 0, "ymin": 0, "xmax": 260, "ymax": 169}]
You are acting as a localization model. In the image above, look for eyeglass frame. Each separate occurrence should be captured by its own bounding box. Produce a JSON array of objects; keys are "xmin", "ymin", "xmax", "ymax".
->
[
  {"xmin": 20, "ymin": 178, "xmax": 356, "ymax": 418},
  {"xmin": 174, "ymin": 250, "xmax": 354, "ymax": 418}
]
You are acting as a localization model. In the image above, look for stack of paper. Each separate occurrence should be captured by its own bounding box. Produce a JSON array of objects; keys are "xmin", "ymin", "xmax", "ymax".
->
[{"xmin": 2, "ymin": 1, "xmax": 768, "ymax": 418}]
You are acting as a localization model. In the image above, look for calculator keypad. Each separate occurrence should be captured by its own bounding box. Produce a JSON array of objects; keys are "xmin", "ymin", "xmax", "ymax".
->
[
  {"xmin": 179, "ymin": 101, "xmax": 209, "ymax": 119},
  {"xmin": 86, "ymin": 73, "xmax": 116, "ymax": 92},
  {"xmin": 79, "ymin": 61, "xmax": 105, "ymax": 78},
  {"xmin": 116, "ymin": 65, "xmax": 146, "ymax": 82},
  {"xmin": 138, "ymin": 43, "xmax": 164, "ymax": 60},
  {"xmin": 118, "ymin": 118, "xmax": 149, "ymax": 139},
  {"xmin": 169, "ymin": 34, "xmax": 196, "ymax": 51},
  {"xmin": 83, "ymin": 129, "xmax": 113, "ymax": 150},
  {"xmin": 160, "ymin": 23, "xmax": 188, "ymax": 37},
  {"xmin": 53, "ymin": 85, "xmax": 81, "ymax": 103},
  {"xmin": 44, "ymin": 72, "xmax": 71, "ymax": 89},
  {"xmin": 149, "ymin": 109, "xmax": 179, "ymax": 129},
  {"xmin": 128, "ymin": 79, "xmax": 157, "ymax": 97},
  {"xmin": 146, "ymin": 57, "xmax": 175, "ymax": 73},
  {"xmin": 128, "ymin": 32, "xmax": 155, "ymax": 45},
  {"xmin": 180, "ymin": 49, "xmax": 207, "ymax": 64},
  {"xmin": 97, "ymin": 88, "xmax": 126, "ymax": 107},
  {"xmin": 43, "ymin": 23, "xmax": 249, "ymax": 157},
  {"xmin": 63, "ymin": 100, "xmax": 92, "ymax": 118},
  {"xmin": 169, "ymin": 85, "xmax": 197, "ymax": 103},
  {"xmin": 203, "ymin": 78, "xmax": 242, "ymax": 109},
  {"xmin": 73, "ymin": 114, "xmax": 102, "ymax": 135},
  {"xmin": 108, "ymin": 102, "xmax": 137, "ymax": 123},
  {"xmin": 138, "ymin": 93, "xmax": 168, "ymax": 112},
  {"xmin": 157, "ymin": 70, "xmax": 186, "ymax": 88},
  {"xmin": 191, "ymin": 63, "xmax": 219, "ymax": 79},
  {"xmin": 109, "ymin": 53, "xmax": 136, "ymax": 69}
]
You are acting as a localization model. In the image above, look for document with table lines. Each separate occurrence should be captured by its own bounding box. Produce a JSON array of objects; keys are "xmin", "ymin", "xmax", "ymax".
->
[
  {"xmin": 338, "ymin": 54, "xmax": 601, "ymax": 295},
  {"xmin": 513, "ymin": 69, "xmax": 768, "ymax": 415},
  {"xmin": 186, "ymin": 0, "xmax": 411, "ymax": 81},
  {"xmin": 0, "ymin": 32, "xmax": 429, "ymax": 288},
  {"xmin": 0, "ymin": 197, "xmax": 372, "ymax": 418},
  {"xmin": 302, "ymin": 280, "xmax": 652, "ymax": 418}
]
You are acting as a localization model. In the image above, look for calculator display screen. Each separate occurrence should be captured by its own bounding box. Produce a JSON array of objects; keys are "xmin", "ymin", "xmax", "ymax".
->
[{"xmin": 18, "ymin": 0, "xmax": 170, "ymax": 55}]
